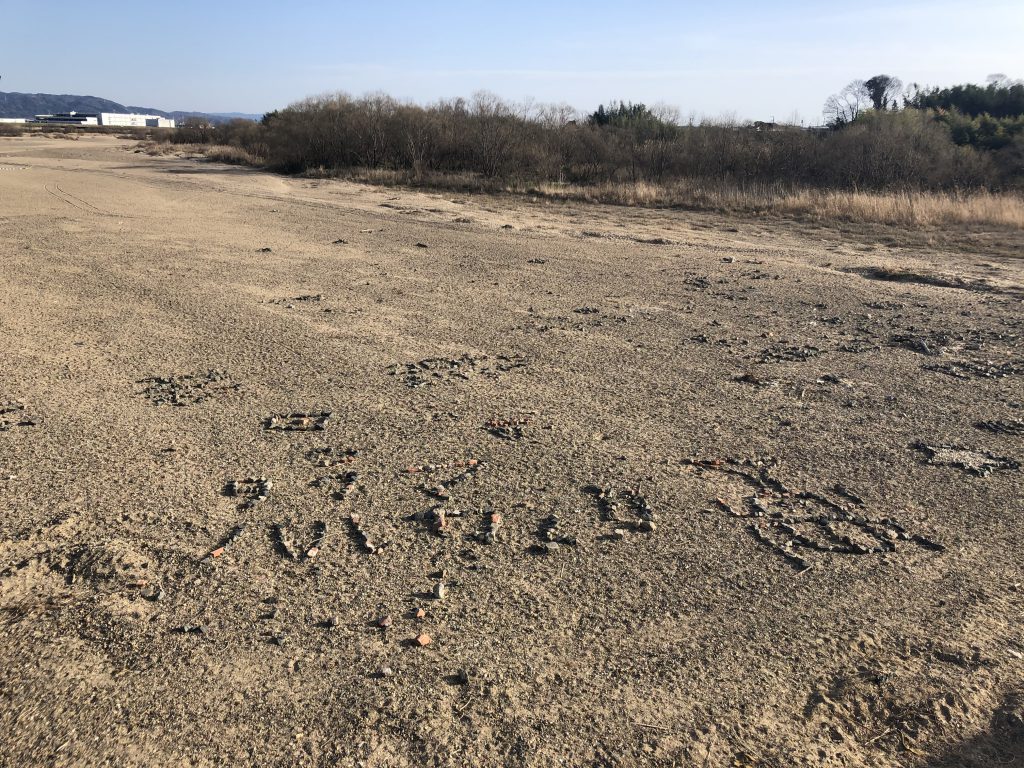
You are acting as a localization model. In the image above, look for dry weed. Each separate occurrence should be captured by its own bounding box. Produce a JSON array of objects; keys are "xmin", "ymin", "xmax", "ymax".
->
[{"xmin": 519, "ymin": 181, "xmax": 1024, "ymax": 229}]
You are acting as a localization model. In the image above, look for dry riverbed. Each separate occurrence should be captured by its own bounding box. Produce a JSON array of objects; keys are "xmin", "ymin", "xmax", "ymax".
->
[{"xmin": 0, "ymin": 134, "xmax": 1022, "ymax": 767}]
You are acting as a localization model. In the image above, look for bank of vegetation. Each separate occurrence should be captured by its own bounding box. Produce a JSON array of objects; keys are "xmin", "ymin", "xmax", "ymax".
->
[{"xmin": 148, "ymin": 75, "xmax": 1024, "ymax": 228}]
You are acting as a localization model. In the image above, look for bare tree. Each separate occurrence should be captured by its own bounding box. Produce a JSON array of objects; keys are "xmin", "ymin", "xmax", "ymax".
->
[{"xmin": 824, "ymin": 80, "xmax": 870, "ymax": 127}]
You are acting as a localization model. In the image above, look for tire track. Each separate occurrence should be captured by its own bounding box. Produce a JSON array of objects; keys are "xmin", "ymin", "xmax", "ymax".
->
[{"xmin": 43, "ymin": 183, "xmax": 127, "ymax": 218}]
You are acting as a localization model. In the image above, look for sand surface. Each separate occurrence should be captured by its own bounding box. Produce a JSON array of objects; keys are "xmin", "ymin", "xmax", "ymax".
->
[{"xmin": 1, "ymin": 134, "xmax": 1023, "ymax": 767}]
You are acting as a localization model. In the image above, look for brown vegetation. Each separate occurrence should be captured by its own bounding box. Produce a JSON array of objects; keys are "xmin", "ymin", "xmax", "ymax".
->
[
  {"xmin": 155, "ymin": 92, "xmax": 1024, "ymax": 229},
  {"xmin": 522, "ymin": 181, "xmax": 1024, "ymax": 229}
]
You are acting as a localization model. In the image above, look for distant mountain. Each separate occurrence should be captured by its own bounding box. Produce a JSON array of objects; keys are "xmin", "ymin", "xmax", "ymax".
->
[{"xmin": 0, "ymin": 92, "xmax": 262, "ymax": 124}]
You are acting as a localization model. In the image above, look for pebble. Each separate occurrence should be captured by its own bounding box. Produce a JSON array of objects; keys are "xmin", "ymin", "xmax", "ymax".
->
[
  {"xmin": 432, "ymin": 582, "xmax": 447, "ymax": 600},
  {"xmin": 140, "ymin": 584, "xmax": 163, "ymax": 601},
  {"xmin": 414, "ymin": 633, "xmax": 432, "ymax": 647},
  {"xmin": 378, "ymin": 615, "xmax": 393, "ymax": 629}
]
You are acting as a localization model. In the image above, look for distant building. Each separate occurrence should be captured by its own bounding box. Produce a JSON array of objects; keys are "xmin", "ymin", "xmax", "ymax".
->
[
  {"xmin": 35, "ymin": 112, "xmax": 99, "ymax": 125},
  {"xmin": 99, "ymin": 113, "xmax": 175, "ymax": 128},
  {"xmin": 29, "ymin": 112, "xmax": 175, "ymax": 128},
  {"xmin": 0, "ymin": 118, "xmax": 27, "ymax": 123}
]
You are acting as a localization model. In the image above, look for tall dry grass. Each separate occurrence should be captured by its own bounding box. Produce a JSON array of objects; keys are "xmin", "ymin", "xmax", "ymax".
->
[
  {"xmin": 520, "ymin": 180, "xmax": 1024, "ymax": 229},
  {"xmin": 139, "ymin": 142, "xmax": 264, "ymax": 165},
  {"xmin": 146, "ymin": 139, "xmax": 1024, "ymax": 230}
]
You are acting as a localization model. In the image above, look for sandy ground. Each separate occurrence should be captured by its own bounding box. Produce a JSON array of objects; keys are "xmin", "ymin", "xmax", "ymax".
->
[{"xmin": 0, "ymin": 134, "xmax": 1022, "ymax": 767}]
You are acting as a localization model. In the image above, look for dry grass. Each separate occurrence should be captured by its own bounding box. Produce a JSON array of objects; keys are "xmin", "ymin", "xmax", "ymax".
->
[
  {"xmin": 203, "ymin": 145, "xmax": 264, "ymax": 165},
  {"xmin": 132, "ymin": 140, "xmax": 1024, "ymax": 230},
  {"xmin": 520, "ymin": 180, "xmax": 1024, "ymax": 229},
  {"xmin": 138, "ymin": 142, "xmax": 264, "ymax": 165}
]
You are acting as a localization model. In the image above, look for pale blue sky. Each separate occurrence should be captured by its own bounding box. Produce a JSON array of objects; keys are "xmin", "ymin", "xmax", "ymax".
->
[{"xmin": 3, "ymin": 0, "xmax": 1022, "ymax": 121}]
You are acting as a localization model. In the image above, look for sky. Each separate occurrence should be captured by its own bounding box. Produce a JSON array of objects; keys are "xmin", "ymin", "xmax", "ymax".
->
[{"xmin": 3, "ymin": 0, "xmax": 1023, "ymax": 122}]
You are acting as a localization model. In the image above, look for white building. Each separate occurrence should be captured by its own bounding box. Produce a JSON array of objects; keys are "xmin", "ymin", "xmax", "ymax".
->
[
  {"xmin": 35, "ymin": 113, "xmax": 99, "ymax": 125},
  {"xmin": 0, "ymin": 118, "xmax": 27, "ymax": 123},
  {"xmin": 99, "ymin": 113, "xmax": 175, "ymax": 128}
]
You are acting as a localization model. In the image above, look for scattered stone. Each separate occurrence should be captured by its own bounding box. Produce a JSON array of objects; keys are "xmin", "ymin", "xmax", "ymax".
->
[
  {"xmin": 203, "ymin": 524, "xmax": 247, "ymax": 562},
  {"xmin": 0, "ymin": 401, "xmax": 37, "ymax": 430},
  {"xmin": 407, "ymin": 506, "xmax": 462, "ymax": 537},
  {"xmin": 924, "ymin": 360, "xmax": 1024, "ymax": 379},
  {"xmin": 256, "ymin": 247, "xmax": 272, "ymax": 253},
  {"xmin": 268, "ymin": 293, "xmax": 323, "ymax": 306},
  {"xmin": 585, "ymin": 484, "xmax": 656, "ymax": 533},
  {"xmin": 225, "ymin": 478, "xmax": 271, "ymax": 509},
  {"xmin": 733, "ymin": 373, "xmax": 778, "ymax": 389},
  {"xmin": 388, "ymin": 355, "xmax": 527, "ymax": 388},
  {"xmin": 264, "ymin": 411, "xmax": 331, "ymax": 431},
  {"xmin": 140, "ymin": 583, "xmax": 163, "ymax": 601},
  {"xmin": 833, "ymin": 485, "xmax": 865, "ymax": 506},
  {"xmin": 0, "ymin": 399, "xmax": 38, "ymax": 430},
  {"xmin": 273, "ymin": 521, "xmax": 327, "ymax": 561},
  {"xmin": 432, "ymin": 582, "xmax": 447, "ymax": 600},
  {"xmin": 408, "ymin": 459, "xmax": 481, "ymax": 502},
  {"xmin": 312, "ymin": 470, "xmax": 359, "ymax": 501},
  {"xmin": 331, "ymin": 238, "xmax": 348, "ymax": 245},
  {"xmin": 912, "ymin": 442, "xmax": 1019, "ymax": 477},
  {"xmin": 975, "ymin": 419, "xmax": 1024, "ymax": 436},
  {"xmin": 757, "ymin": 345, "xmax": 821, "ymax": 364},
  {"xmin": 415, "ymin": 608, "xmax": 426, "ymax": 619},
  {"xmin": 347, "ymin": 514, "xmax": 381, "ymax": 554},
  {"xmin": 140, "ymin": 370, "xmax": 240, "ymax": 407},
  {"xmin": 378, "ymin": 615, "xmax": 394, "ymax": 629},
  {"xmin": 536, "ymin": 514, "xmax": 577, "ymax": 551},
  {"xmin": 816, "ymin": 374, "xmax": 852, "ymax": 387},
  {"xmin": 306, "ymin": 447, "xmax": 359, "ymax": 467},
  {"xmin": 414, "ymin": 633, "xmax": 432, "ymax": 647},
  {"xmin": 485, "ymin": 416, "xmax": 530, "ymax": 441},
  {"xmin": 378, "ymin": 666, "xmax": 394, "ymax": 677},
  {"xmin": 682, "ymin": 457, "xmax": 946, "ymax": 568}
]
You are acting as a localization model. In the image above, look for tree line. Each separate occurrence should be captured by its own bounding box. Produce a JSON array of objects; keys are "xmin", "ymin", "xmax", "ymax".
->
[{"xmin": 164, "ymin": 77, "xmax": 1024, "ymax": 194}]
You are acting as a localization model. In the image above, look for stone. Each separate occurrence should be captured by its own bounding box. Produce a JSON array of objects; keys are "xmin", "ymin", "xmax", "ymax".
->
[{"xmin": 140, "ymin": 584, "xmax": 163, "ymax": 601}]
